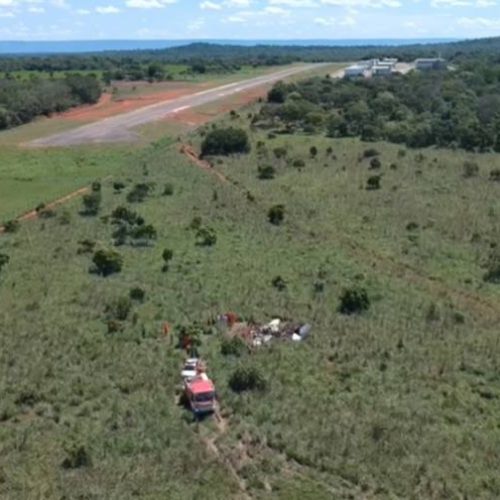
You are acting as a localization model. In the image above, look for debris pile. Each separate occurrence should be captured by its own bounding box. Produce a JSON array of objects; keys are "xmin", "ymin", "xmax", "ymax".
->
[{"xmin": 218, "ymin": 315, "xmax": 312, "ymax": 348}]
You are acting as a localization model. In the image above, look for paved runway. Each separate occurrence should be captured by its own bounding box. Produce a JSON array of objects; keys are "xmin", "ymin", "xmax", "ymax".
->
[{"xmin": 29, "ymin": 64, "xmax": 328, "ymax": 147}]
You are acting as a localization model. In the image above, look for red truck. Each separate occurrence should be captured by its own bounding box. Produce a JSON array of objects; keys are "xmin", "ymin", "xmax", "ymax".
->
[{"xmin": 183, "ymin": 374, "xmax": 216, "ymax": 415}]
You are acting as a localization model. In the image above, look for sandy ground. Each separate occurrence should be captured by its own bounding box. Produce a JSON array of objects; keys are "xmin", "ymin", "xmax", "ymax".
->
[{"xmin": 29, "ymin": 64, "xmax": 328, "ymax": 148}]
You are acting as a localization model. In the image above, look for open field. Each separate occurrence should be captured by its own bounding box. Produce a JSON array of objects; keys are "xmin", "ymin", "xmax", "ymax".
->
[{"xmin": 1, "ymin": 100, "xmax": 500, "ymax": 497}]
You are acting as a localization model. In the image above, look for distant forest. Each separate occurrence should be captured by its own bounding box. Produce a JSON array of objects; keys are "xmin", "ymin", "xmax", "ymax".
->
[{"xmin": 0, "ymin": 37, "xmax": 500, "ymax": 74}]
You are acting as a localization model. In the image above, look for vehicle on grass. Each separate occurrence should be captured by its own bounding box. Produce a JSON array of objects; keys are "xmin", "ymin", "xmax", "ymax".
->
[{"xmin": 183, "ymin": 374, "xmax": 216, "ymax": 415}]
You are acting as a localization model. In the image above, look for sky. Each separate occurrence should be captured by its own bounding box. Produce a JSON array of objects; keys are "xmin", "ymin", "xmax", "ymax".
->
[{"xmin": 0, "ymin": 0, "xmax": 499, "ymax": 41}]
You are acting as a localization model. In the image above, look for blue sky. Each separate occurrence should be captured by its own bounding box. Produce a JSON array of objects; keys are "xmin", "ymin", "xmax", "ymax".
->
[{"xmin": 0, "ymin": 0, "xmax": 499, "ymax": 40}]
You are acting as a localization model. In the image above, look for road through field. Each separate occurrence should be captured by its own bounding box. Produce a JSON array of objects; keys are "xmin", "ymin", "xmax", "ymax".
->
[{"xmin": 29, "ymin": 64, "xmax": 329, "ymax": 147}]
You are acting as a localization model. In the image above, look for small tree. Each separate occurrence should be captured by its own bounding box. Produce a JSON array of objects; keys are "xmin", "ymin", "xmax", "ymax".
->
[
  {"xmin": 92, "ymin": 249, "xmax": 123, "ymax": 277},
  {"xmin": 257, "ymin": 165, "xmax": 275, "ymax": 180},
  {"xmin": 162, "ymin": 248, "xmax": 173, "ymax": 272},
  {"xmin": 272, "ymin": 275, "xmax": 287, "ymax": 291},
  {"xmin": 81, "ymin": 192, "xmax": 101, "ymax": 216},
  {"xmin": 126, "ymin": 183, "xmax": 152, "ymax": 203},
  {"xmin": 310, "ymin": 146, "xmax": 318, "ymax": 158},
  {"xmin": 196, "ymin": 227, "xmax": 217, "ymax": 247},
  {"xmin": 339, "ymin": 287, "xmax": 370, "ymax": 315},
  {"xmin": 221, "ymin": 336, "xmax": 247, "ymax": 357},
  {"xmin": 0, "ymin": 253, "xmax": 9, "ymax": 273},
  {"xmin": 369, "ymin": 157, "xmax": 382, "ymax": 170},
  {"xmin": 163, "ymin": 183, "xmax": 174, "ymax": 196},
  {"xmin": 366, "ymin": 175, "xmax": 382, "ymax": 190},
  {"xmin": 268, "ymin": 205, "xmax": 285, "ymax": 225}
]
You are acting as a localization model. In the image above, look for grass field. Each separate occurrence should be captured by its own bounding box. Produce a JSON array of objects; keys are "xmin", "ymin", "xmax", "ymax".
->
[{"xmin": 1, "ymin": 98, "xmax": 500, "ymax": 498}]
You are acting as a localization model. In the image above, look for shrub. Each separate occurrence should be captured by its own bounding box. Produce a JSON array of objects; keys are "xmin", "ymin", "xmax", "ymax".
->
[
  {"xmin": 201, "ymin": 127, "xmax": 250, "ymax": 156},
  {"xmin": 369, "ymin": 157, "xmax": 382, "ymax": 170},
  {"xmin": 62, "ymin": 444, "xmax": 91, "ymax": 469},
  {"xmin": 273, "ymin": 147, "xmax": 287, "ymax": 159},
  {"xmin": 229, "ymin": 366, "xmax": 267, "ymax": 393},
  {"xmin": 129, "ymin": 224, "xmax": 157, "ymax": 243},
  {"xmin": 268, "ymin": 204, "xmax": 285, "ymax": 225},
  {"xmin": 81, "ymin": 192, "xmax": 101, "ymax": 216},
  {"xmin": 292, "ymin": 159, "xmax": 305, "ymax": 168},
  {"xmin": 113, "ymin": 181, "xmax": 125, "ymax": 193},
  {"xmin": 489, "ymin": 169, "xmax": 500, "ymax": 182},
  {"xmin": 163, "ymin": 183, "xmax": 174, "ymax": 196},
  {"xmin": 483, "ymin": 249, "xmax": 500, "ymax": 283},
  {"xmin": 92, "ymin": 249, "xmax": 123, "ymax": 277},
  {"xmin": 339, "ymin": 287, "xmax": 370, "ymax": 315},
  {"xmin": 91, "ymin": 181, "xmax": 101, "ymax": 192},
  {"xmin": 77, "ymin": 239, "xmax": 96, "ymax": 255},
  {"xmin": 271, "ymin": 275, "xmax": 287, "ymax": 291},
  {"xmin": 257, "ymin": 165, "xmax": 275, "ymax": 180},
  {"xmin": 366, "ymin": 175, "xmax": 382, "ymax": 190},
  {"xmin": 3, "ymin": 220, "xmax": 19, "ymax": 233},
  {"xmin": 126, "ymin": 183, "xmax": 152, "ymax": 203},
  {"xmin": 221, "ymin": 336, "xmax": 247, "ymax": 357},
  {"xmin": 196, "ymin": 227, "xmax": 217, "ymax": 247},
  {"xmin": 162, "ymin": 248, "xmax": 174, "ymax": 263},
  {"xmin": 463, "ymin": 161, "xmax": 479, "ymax": 178},
  {"xmin": 59, "ymin": 211, "xmax": 71, "ymax": 225},
  {"xmin": 189, "ymin": 216, "xmax": 202, "ymax": 230},
  {"xmin": 310, "ymin": 146, "xmax": 318, "ymax": 158},
  {"xmin": 111, "ymin": 206, "xmax": 144, "ymax": 226},
  {"xmin": 363, "ymin": 148, "xmax": 380, "ymax": 158},
  {"xmin": 129, "ymin": 287, "xmax": 146, "ymax": 302},
  {"xmin": 268, "ymin": 81, "xmax": 288, "ymax": 103},
  {"xmin": 0, "ymin": 253, "xmax": 9, "ymax": 273},
  {"xmin": 406, "ymin": 222, "xmax": 419, "ymax": 231},
  {"xmin": 106, "ymin": 296, "xmax": 132, "ymax": 321}
]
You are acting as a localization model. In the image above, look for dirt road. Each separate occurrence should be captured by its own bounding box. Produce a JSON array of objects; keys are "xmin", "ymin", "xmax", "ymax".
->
[{"xmin": 29, "ymin": 64, "xmax": 328, "ymax": 148}]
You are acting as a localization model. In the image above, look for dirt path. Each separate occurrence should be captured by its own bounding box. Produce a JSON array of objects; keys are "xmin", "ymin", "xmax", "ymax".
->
[
  {"xmin": 0, "ymin": 185, "xmax": 90, "ymax": 234},
  {"xmin": 28, "ymin": 64, "xmax": 328, "ymax": 147}
]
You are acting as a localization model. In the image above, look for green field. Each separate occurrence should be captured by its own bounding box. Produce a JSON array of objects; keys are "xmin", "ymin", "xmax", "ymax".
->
[{"xmin": 1, "ymin": 100, "xmax": 500, "ymax": 498}]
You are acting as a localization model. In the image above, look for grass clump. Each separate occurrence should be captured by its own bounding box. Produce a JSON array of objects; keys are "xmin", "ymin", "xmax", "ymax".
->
[
  {"xmin": 339, "ymin": 287, "xmax": 370, "ymax": 315},
  {"xmin": 229, "ymin": 365, "xmax": 267, "ymax": 393}
]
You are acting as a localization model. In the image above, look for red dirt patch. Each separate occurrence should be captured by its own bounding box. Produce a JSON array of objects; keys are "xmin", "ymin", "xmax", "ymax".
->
[{"xmin": 57, "ymin": 86, "xmax": 207, "ymax": 123}]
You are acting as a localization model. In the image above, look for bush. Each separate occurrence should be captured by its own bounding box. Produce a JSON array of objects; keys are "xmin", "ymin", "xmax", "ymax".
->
[
  {"xmin": 229, "ymin": 366, "xmax": 267, "ymax": 393},
  {"xmin": 221, "ymin": 336, "xmax": 247, "ymax": 357},
  {"xmin": 126, "ymin": 183, "xmax": 152, "ymax": 203},
  {"xmin": 92, "ymin": 249, "xmax": 123, "ymax": 277},
  {"xmin": 81, "ymin": 192, "xmax": 101, "ymax": 216},
  {"xmin": 272, "ymin": 275, "xmax": 287, "ymax": 291},
  {"xmin": 196, "ymin": 227, "xmax": 217, "ymax": 247},
  {"xmin": 163, "ymin": 248, "xmax": 174, "ymax": 263},
  {"xmin": 293, "ymin": 158, "xmax": 306, "ymax": 168},
  {"xmin": 106, "ymin": 296, "xmax": 132, "ymax": 321},
  {"xmin": 483, "ymin": 250, "xmax": 500, "ymax": 283},
  {"xmin": 77, "ymin": 239, "xmax": 96, "ymax": 255},
  {"xmin": 62, "ymin": 444, "xmax": 91, "ymax": 469},
  {"xmin": 273, "ymin": 147, "xmax": 287, "ymax": 159},
  {"xmin": 0, "ymin": 253, "xmax": 9, "ymax": 273},
  {"xmin": 257, "ymin": 165, "xmax": 276, "ymax": 180},
  {"xmin": 369, "ymin": 157, "xmax": 382, "ymax": 170},
  {"xmin": 310, "ymin": 146, "xmax": 318, "ymax": 158},
  {"xmin": 268, "ymin": 82, "xmax": 287, "ymax": 103},
  {"xmin": 339, "ymin": 287, "xmax": 370, "ymax": 315},
  {"xmin": 111, "ymin": 206, "xmax": 144, "ymax": 226},
  {"xmin": 363, "ymin": 148, "xmax": 380, "ymax": 158},
  {"xmin": 129, "ymin": 287, "xmax": 146, "ymax": 302},
  {"xmin": 91, "ymin": 181, "xmax": 101, "ymax": 192},
  {"xmin": 489, "ymin": 169, "xmax": 500, "ymax": 181},
  {"xmin": 113, "ymin": 181, "xmax": 126, "ymax": 193},
  {"xmin": 163, "ymin": 183, "xmax": 174, "ymax": 196},
  {"xmin": 463, "ymin": 161, "xmax": 479, "ymax": 178},
  {"xmin": 366, "ymin": 175, "xmax": 382, "ymax": 190},
  {"xmin": 3, "ymin": 220, "xmax": 19, "ymax": 233},
  {"xmin": 268, "ymin": 204, "xmax": 285, "ymax": 225},
  {"xmin": 201, "ymin": 127, "xmax": 250, "ymax": 156}
]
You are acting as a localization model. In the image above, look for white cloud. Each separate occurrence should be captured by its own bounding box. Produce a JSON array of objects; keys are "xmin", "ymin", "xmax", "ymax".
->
[
  {"xmin": 126, "ymin": 0, "xmax": 176, "ymax": 8},
  {"xmin": 96, "ymin": 5, "xmax": 121, "ymax": 13}
]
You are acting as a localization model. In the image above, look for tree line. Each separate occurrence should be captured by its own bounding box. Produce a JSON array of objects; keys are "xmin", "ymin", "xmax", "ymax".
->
[
  {"xmin": 0, "ymin": 74, "xmax": 101, "ymax": 129},
  {"xmin": 0, "ymin": 37, "xmax": 499, "ymax": 74},
  {"xmin": 259, "ymin": 59, "xmax": 500, "ymax": 152}
]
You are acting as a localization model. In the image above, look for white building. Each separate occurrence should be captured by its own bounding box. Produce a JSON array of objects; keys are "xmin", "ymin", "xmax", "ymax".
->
[
  {"xmin": 344, "ymin": 65, "xmax": 368, "ymax": 79},
  {"xmin": 372, "ymin": 65, "xmax": 393, "ymax": 77},
  {"xmin": 415, "ymin": 58, "xmax": 446, "ymax": 71}
]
